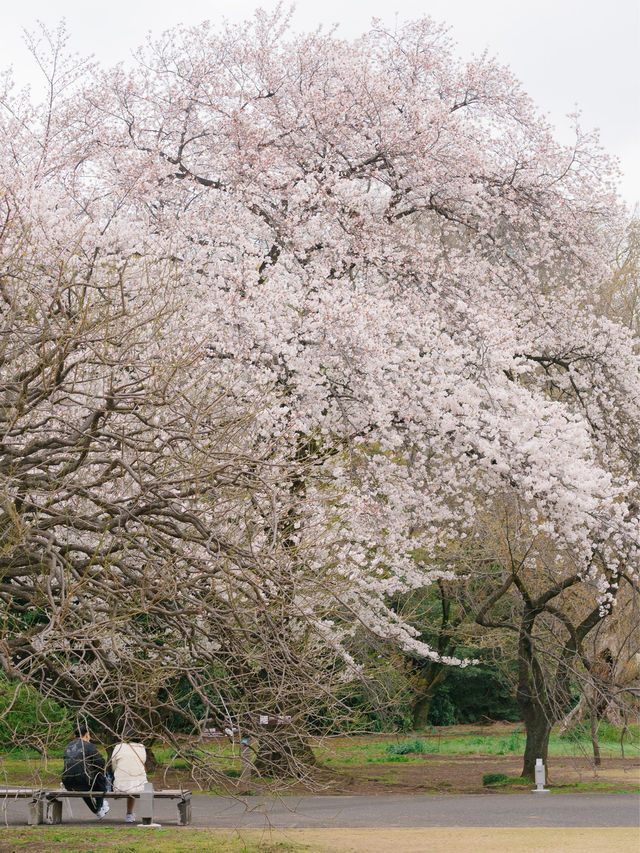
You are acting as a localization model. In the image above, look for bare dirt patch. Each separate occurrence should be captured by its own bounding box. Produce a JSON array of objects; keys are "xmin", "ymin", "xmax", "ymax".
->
[
  {"xmin": 144, "ymin": 722, "xmax": 640, "ymax": 796},
  {"xmin": 168, "ymin": 751, "xmax": 638, "ymax": 797},
  {"xmin": 318, "ymin": 753, "xmax": 640, "ymax": 795}
]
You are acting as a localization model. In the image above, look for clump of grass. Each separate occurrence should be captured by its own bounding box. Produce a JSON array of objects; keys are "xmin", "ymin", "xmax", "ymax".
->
[
  {"xmin": 483, "ymin": 772, "xmax": 533, "ymax": 787},
  {"xmin": 386, "ymin": 738, "xmax": 427, "ymax": 756},
  {"xmin": 482, "ymin": 772, "xmax": 508, "ymax": 786},
  {"xmin": 495, "ymin": 727, "xmax": 522, "ymax": 755}
]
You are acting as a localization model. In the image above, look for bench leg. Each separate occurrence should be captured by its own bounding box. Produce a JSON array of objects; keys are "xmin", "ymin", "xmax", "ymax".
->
[
  {"xmin": 177, "ymin": 799, "xmax": 191, "ymax": 825},
  {"xmin": 43, "ymin": 799, "xmax": 62, "ymax": 825},
  {"xmin": 28, "ymin": 797, "xmax": 43, "ymax": 826}
]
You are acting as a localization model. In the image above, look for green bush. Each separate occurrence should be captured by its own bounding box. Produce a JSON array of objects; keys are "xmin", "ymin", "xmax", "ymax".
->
[
  {"xmin": 428, "ymin": 664, "xmax": 521, "ymax": 725},
  {"xmin": 559, "ymin": 720, "xmax": 639, "ymax": 745},
  {"xmin": 0, "ymin": 676, "xmax": 71, "ymax": 751},
  {"xmin": 595, "ymin": 721, "xmax": 638, "ymax": 744},
  {"xmin": 386, "ymin": 738, "xmax": 426, "ymax": 756},
  {"xmin": 482, "ymin": 772, "xmax": 508, "ymax": 786},
  {"xmin": 427, "ymin": 692, "xmax": 456, "ymax": 726}
]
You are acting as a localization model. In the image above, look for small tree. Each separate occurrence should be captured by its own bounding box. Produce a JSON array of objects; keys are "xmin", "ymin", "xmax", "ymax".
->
[{"xmin": 453, "ymin": 496, "xmax": 632, "ymax": 780}]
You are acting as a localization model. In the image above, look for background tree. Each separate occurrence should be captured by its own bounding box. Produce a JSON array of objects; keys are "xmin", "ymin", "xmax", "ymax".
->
[
  {"xmin": 598, "ymin": 216, "xmax": 640, "ymax": 337},
  {"xmin": 447, "ymin": 493, "xmax": 633, "ymax": 780}
]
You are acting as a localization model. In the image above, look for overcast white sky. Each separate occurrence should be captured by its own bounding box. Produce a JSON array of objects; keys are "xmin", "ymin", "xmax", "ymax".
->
[{"xmin": 2, "ymin": 0, "xmax": 639, "ymax": 208}]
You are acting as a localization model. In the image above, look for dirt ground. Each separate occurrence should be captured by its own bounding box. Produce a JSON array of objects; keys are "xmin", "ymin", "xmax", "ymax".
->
[
  {"xmin": 319, "ymin": 753, "xmax": 640, "ymax": 795},
  {"xmin": 158, "ymin": 751, "xmax": 640, "ymax": 797},
  {"xmin": 151, "ymin": 722, "xmax": 640, "ymax": 795}
]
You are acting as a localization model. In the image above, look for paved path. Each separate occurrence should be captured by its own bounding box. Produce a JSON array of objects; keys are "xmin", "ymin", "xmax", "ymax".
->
[
  {"xmin": 193, "ymin": 793, "xmax": 638, "ymax": 828},
  {"xmin": 2, "ymin": 793, "xmax": 638, "ymax": 828}
]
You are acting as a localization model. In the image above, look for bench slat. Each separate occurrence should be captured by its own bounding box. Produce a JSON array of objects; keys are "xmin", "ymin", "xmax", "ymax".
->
[
  {"xmin": 44, "ymin": 789, "xmax": 190, "ymax": 799},
  {"xmin": 0, "ymin": 789, "xmax": 41, "ymax": 797}
]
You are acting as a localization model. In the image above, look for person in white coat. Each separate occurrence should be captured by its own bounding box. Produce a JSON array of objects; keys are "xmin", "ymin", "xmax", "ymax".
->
[{"xmin": 110, "ymin": 725, "xmax": 147, "ymax": 823}]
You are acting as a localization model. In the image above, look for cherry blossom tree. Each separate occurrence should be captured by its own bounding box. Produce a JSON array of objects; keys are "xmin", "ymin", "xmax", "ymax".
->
[
  {"xmin": 0, "ymin": 175, "xmax": 355, "ymax": 773},
  {"xmin": 1, "ymin": 12, "xmax": 638, "ymax": 781}
]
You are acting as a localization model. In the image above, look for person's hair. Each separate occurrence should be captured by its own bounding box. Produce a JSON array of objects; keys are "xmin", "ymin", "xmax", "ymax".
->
[
  {"xmin": 121, "ymin": 724, "xmax": 136, "ymax": 741},
  {"xmin": 73, "ymin": 721, "xmax": 89, "ymax": 738}
]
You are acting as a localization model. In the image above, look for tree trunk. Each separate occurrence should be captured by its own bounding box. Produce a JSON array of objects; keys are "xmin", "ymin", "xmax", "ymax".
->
[
  {"xmin": 144, "ymin": 744, "xmax": 162, "ymax": 772},
  {"xmin": 521, "ymin": 709, "xmax": 552, "ymax": 781},
  {"xmin": 253, "ymin": 730, "xmax": 316, "ymax": 777},
  {"xmin": 517, "ymin": 686, "xmax": 552, "ymax": 780},
  {"xmin": 410, "ymin": 664, "xmax": 449, "ymax": 730},
  {"xmin": 590, "ymin": 707, "xmax": 601, "ymax": 766},
  {"xmin": 412, "ymin": 693, "xmax": 434, "ymax": 731},
  {"xmin": 517, "ymin": 611, "xmax": 552, "ymax": 781}
]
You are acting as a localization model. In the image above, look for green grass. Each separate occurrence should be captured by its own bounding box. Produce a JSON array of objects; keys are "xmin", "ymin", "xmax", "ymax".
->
[
  {"xmin": 482, "ymin": 773, "xmax": 534, "ymax": 788},
  {"xmin": 0, "ymin": 827, "xmax": 310, "ymax": 852},
  {"xmin": 318, "ymin": 723, "xmax": 640, "ymax": 765},
  {"xmin": 1, "ymin": 723, "xmax": 637, "ymax": 792},
  {"xmin": 549, "ymin": 781, "xmax": 638, "ymax": 794},
  {"xmin": 386, "ymin": 738, "xmax": 427, "ymax": 757},
  {"xmin": 0, "ymin": 751, "xmax": 62, "ymax": 787}
]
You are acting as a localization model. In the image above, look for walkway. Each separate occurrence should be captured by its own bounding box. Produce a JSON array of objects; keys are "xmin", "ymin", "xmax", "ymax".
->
[{"xmin": 1, "ymin": 792, "xmax": 638, "ymax": 828}]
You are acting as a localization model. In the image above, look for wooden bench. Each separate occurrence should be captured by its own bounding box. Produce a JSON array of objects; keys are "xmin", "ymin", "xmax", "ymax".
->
[
  {"xmin": 0, "ymin": 786, "xmax": 42, "ymax": 812},
  {"xmin": 19, "ymin": 788, "xmax": 191, "ymax": 825},
  {"xmin": 0, "ymin": 788, "xmax": 41, "ymax": 797}
]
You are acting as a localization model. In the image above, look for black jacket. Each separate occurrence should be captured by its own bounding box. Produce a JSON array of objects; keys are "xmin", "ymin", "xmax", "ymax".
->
[{"xmin": 62, "ymin": 738, "xmax": 106, "ymax": 782}]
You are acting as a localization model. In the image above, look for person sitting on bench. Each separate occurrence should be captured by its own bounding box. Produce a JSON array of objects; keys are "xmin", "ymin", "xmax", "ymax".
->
[
  {"xmin": 61, "ymin": 722, "xmax": 109, "ymax": 819},
  {"xmin": 110, "ymin": 724, "xmax": 147, "ymax": 823}
]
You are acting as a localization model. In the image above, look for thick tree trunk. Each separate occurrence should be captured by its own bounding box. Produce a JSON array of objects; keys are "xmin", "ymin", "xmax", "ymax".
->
[
  {"xmin": 412, "ymin": 693, "xmax": 434, "ymax": 731},
  {"xmin": 410, "ymin": 664, "xmax": 449, "ymax": 730},
  {"xmin": 518, "ymin": 695, "xmax": 552, "ymax": 781},
  {"xmin": 144, "ymin": 744, "xmax": 162, "ymax": 772},
  {"xmin": 517, "ymin": 611, "xmax": 552, "ymax": 781}
]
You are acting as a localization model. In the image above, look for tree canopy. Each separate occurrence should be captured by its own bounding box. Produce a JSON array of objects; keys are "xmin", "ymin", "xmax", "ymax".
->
[{"xmin": 0, "ymin": 13, "xmax": 638, "ymax": 778}]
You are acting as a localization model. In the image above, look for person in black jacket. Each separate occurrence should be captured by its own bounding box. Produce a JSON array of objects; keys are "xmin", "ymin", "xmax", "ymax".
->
[{"xmin": 61, "ymin": 722, "xmax": 110, "ymax": 818}]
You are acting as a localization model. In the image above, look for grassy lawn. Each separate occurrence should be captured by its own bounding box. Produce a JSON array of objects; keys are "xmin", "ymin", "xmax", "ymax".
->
[
  {"xmin": 1, "ymin": 721, "xmax": 637, "ymax": 794},
  {"xmin": 0, "ymin": 827, "xmax": 312, "ymax": 853},
  {"xmin": 316, "ymin": 722, "xmax": 640, "ymax": 765},
  {"xmin": 0, "ymin": 752, "xmax": 63, "ymax": 788},
  {"xmin": 0, "ymin": 827, "xmax": 637, "ymax": 853}
]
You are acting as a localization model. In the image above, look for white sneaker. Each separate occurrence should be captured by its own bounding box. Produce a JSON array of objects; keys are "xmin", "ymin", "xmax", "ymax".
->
[
  {"xmin": 125, "ymin": 812, "xmax": 136, "ymax": 823},
  {"xmin": 96, "ymin": 800, "xmax": 110, "ymax": 819}
]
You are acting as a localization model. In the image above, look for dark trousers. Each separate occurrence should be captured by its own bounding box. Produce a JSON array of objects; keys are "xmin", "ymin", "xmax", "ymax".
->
[{"xmin": 62, "ymin": 773, "xmax": 107, "ymax": 814}]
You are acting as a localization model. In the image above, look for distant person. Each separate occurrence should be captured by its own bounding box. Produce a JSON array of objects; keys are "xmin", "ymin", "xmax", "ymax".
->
[
  {"xmin": 61, "ymin": 722, "xmax": 110, "ymax": 819},
  {"xmin": 111, "ymin": 725, "xmax": 147, "ymax": 823}
]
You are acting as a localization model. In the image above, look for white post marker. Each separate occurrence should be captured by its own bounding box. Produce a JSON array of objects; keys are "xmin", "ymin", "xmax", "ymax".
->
[
  {"xmin": 138, "ymin": 782, "xmax": 161, "ymax": 827},
  {"xmin": 532, "ymin": 758, "xmax": 549, "ymax": 793}
]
